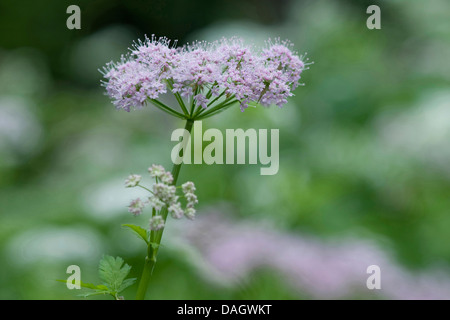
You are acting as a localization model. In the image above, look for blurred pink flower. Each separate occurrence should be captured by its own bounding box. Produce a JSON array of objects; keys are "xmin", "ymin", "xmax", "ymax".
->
[{"xmin": 182, "ymin": 211, "xmax": 450, "ymax": 300}]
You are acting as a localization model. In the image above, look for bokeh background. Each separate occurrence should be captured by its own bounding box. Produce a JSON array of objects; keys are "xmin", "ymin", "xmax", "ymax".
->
[{"xmin": 1, "ymin": 0, "xmax": 449, "ymax": 299}]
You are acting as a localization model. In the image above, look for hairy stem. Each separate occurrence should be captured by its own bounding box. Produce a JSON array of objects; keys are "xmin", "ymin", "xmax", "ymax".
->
[{"xmin": 135, "ymin": 119, "xmax": 194, "ymax": 300}]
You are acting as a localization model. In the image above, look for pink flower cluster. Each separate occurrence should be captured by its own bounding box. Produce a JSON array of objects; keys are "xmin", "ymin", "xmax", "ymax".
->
[{"xmin": 101, "ymin": 35, "xmax": 309, "ymax": 113}]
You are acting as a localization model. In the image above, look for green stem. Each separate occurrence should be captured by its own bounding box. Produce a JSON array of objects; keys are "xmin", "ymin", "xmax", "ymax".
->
[
  {"xmin": 135, "ymin": 119, "xmax": 194, "ymax": 300},
  {"xmin": 189, "ymin": 85, "xmax": 200, "ymax": 118},
  {"xmin": 135, "ymin": 256, "xmax": 156, "ymax": 300},
  {"xmin": 167, "ymin": 80, "xmax": 190, "ymax": 116},
  {"xmin": 192, "ymin": 90, "xmax": 226, "ymax": 119},
  {"xmin": 196, "ymin": 97, "xmax": 237, "ymax": 120},
  {"xmin": 137, "ymin": 184, "xmax": 154, "ymax": 194},
  {"xmin": 149, "ymin": 99, "xmax": 186, "ymax": 119},
  {"xmin": 196, "ymin": 100, "xmax": 238, "ymax": 120}
]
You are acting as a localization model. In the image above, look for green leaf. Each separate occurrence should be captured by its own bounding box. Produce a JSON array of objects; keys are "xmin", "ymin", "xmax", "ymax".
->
[
  {"xmin": 118, "ymin": 278, "xmax": 137, "ymax": 293},
  {"xmin": 57, "ymin": 256, "xmax": 136, "ymax": 299},
  {"xmin": 77, "ymin": 291, "xmax": 110, "ymax": 298},
  {"xmin": 56, "ymin": 279, "xmax": 108, "ymax": 291},
  {"xmin": 95, "ymin": 284, "xmax": 110, "ymax": 291},
  {"xmin": 98, "ymin": 255, "xmax": 135, "ymax": 293},
  {"xmin": 122, "ymin": 224, "xmax": 149, "ymax": 245}
]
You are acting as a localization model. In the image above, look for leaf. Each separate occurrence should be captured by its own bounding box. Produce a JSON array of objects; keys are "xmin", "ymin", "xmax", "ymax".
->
[
  {"xmin": 118, "ymin": 277, "xmax": 137, "ymax": 293},
  {"xmin": 95, "ymin": 284, "xmax": 110, "ymax": 291},
  {"xmin": 122, "ymin": 224, "xmax": 149, "ymax": 245},
  {"xmin": 56, "ymin": 279, "xmax": 108, "ymax": 291},
  {"xmin": 98, "ymin": 255, "xmax": 134, "ymax": 293},
  {"xmin": 57, "ymin": 256, "xmax": 136, "ymax": 299},
  {"xmin": 77, "ymin": 291, "xmax": 110, "ymax": 298}
]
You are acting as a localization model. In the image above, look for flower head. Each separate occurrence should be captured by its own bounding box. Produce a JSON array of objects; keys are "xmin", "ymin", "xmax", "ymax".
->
[
  {"xmin": 149, "ymin": 215, "xmax": 165, "ymax": 231},
  {"xmin": 184, "ymin": 207, "xmax": 196, "ymax": 220},
  {"xmin": 101, "ymin": 35, "xmax": 310, "ymax": 114},
  {"xmin": 148, "ymin": 195, "xmax": 165, "ymax": 211},
  {"xmin": 152, "ymin": 183, "xmax": 177, "ymax": 205},
  {"xmin": 124, "ymin": 174, "xmax": 141, "ymax": 188},
  {"xmin": 124, "ymin": 165, "xmax": 199, "ymax": 226},
  {"xmin": 160, "ymin": 171, "xmax": 174, "ymax": 184},
  {"xmin": 185, "ymin": 192, "xmax": 198, "ymax": 206},
  {"xmin": 168, "ymin": 203, "xmax": 184, "ymax": 219},
  {"xmin": 182, "ymin": 181, "xmax": 196, "ymax": 194},
  {"xmin": 148, "ymin": 164, "xmax": 165, "ymax": 179},
  {"xmin": 128, "ymin": 198, "xmax": 145, "ymax": 216},
  {"xmin": 182, "ymin": 181, "xmax": 198, "ymax": 210}
]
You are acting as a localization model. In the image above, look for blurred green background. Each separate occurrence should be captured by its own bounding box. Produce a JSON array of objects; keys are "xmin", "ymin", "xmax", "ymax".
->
[{"xmin": 0, "ymin": 0, "xmax": 449, "ymax": 299}]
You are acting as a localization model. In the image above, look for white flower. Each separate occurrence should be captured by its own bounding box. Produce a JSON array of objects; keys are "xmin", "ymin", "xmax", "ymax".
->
[
  {"xmin": 184, "ymin": 207, "xmax": 196, "ymax": 220},
  {"xmin": 128, "ymin": 198, "xmax": 145, "ymax": 216},
  {"xmin": 169, "ymin": 203, "xmax": 184, "ymax": 219},
  {"xmin": 149, "ymin": 215, "xmax": 165, "ymax": 231},
  {"xmin": 148, "ymin": 164, "xmax": 165, "ymax": 179},
  {"xmin": 124, "ymin": 174, "xmax": 141, "ymax": 188},
  {"xmin": 182, "ymin": 181, "xmax": 196, "ymax": 194},
  {"xmin": 148, "ymin": 195, "xmax": 165, "ymax": 211}
]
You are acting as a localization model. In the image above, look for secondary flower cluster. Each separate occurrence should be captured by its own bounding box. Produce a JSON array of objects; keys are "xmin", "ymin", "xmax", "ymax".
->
[
  {"xmin": 101, "ymin": 35, "xmax": 309, "ymax": 113},
  {"xmin": 125, "ymin": 164, "xmax": 198, "ymax": 231}
]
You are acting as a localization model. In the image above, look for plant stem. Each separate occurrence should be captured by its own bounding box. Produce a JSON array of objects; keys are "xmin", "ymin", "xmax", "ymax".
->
[
  {"xmin": 135, "ymin": 255, "xmax": 156, "ymax": 300},
  {"xmin": 135, "ymin": 119, "xmax": 194, "ymax": 300},
  {"xmin": 189, "ymin": 85, "xmax": 200, "ymax": 118},
  {"xmin": 149, "ymin": 99, "xmax": 186, "ymax": 119},
  {"xmin": 196, "ymin": 97, "xmax": 237, "ymax": 120},
  {"xmin": 192, "ymin": 90, "xmax": 226, "ymax": 119},
  {"xmin": 167, "ymin": 79, "xmax": 189, "ymax": 116},
  {"xmin": 196, "ymin": 100, "xmax": 238, "ymax": 120}
]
